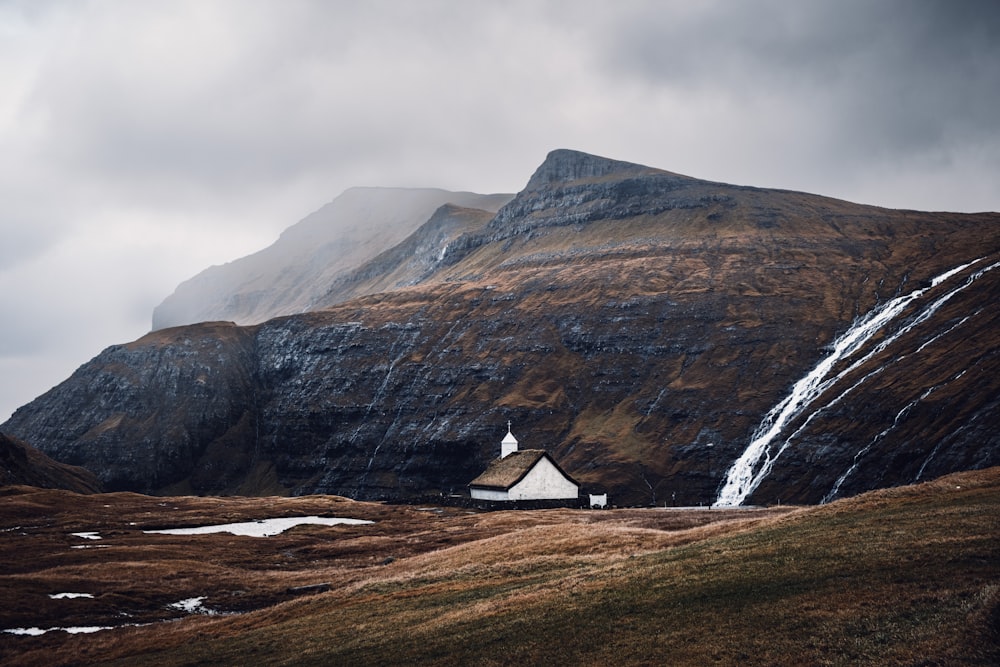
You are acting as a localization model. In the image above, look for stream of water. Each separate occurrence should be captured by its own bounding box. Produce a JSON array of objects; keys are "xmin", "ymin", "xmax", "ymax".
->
[{"xmin": 714, "ymin": 257, "xmax": 996, "ymax": 507}]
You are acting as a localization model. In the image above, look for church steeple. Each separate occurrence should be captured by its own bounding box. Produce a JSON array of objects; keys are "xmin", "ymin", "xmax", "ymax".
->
[{"xmin": 500, "ymin": 421, "xmax": 519, "ymax": 458}]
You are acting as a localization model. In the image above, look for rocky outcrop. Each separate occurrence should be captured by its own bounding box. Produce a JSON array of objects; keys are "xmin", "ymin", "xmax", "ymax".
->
[
  {"xmin": 5, "ymin": 150, "xmax": 1000, "ymax": 505},
  {"xmin": 489, "ymin": 149, "xmax": 728, "ymax": 230},
  {"xmin": 0, "ymin": 433, "xmax": 101, "ymax": 493}
]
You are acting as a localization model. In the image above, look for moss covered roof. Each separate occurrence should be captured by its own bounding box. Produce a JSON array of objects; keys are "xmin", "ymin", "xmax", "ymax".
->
[{"xmin": 468, "ymin": 449, "xmax": 578, "ymax": 491}]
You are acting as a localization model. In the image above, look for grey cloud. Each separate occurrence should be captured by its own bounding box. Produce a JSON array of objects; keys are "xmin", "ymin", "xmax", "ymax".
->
[
  {"xmin": 0, "ymin": 218, "xmax": 58, "ymax": 270},
  {"xmin": 24, "ymin": 1, "xmax": 531, "ymax": 203},
  {"xmin": 597, "ymin": 0, "xmax": 1000, "ymax": 161}
]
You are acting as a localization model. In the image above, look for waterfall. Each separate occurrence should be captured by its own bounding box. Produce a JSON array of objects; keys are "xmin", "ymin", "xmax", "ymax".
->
[{"xmin": 713, "ymin": 257, "xmax": 996, "ymax": 507}]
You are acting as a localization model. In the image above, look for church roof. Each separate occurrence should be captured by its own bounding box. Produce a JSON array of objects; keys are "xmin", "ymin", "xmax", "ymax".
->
[{"xmin": 468, "ymin": 449, "xmax": 579, "ymax": 491}]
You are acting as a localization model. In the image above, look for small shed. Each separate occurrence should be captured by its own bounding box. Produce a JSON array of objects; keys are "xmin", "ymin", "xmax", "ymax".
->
[{"xmin": 589, "ymin": 493, "xmax": 608, "ymax": 509}]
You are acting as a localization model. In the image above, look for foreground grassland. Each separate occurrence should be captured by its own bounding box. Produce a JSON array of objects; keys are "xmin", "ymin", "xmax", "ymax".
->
[{"xmin": 2, "ymin": 468, "xmax": 998, "ymax": 665}]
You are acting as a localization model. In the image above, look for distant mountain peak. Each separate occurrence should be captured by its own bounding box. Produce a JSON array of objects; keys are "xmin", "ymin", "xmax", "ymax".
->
[
  {"xmin": 151, "ymin": 188, "xmax": 513, "ymax": 330},
  {"xmin": 524, "ymin": 149, "xmax": 665, "ymax": 190}
]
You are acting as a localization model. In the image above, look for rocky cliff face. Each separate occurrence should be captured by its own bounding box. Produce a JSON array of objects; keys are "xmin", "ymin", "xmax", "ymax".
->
[
  {"xmin": 4, "ymin": 322, "xmax": 260, "ymax": 494},
  {"xmin": 5, "ymin": 150, "xmax": 999, "ymax": 505}
]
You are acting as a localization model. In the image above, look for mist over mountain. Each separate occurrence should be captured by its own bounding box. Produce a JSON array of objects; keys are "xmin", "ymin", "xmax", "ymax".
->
[
  {"xmin": 4, "ymin": 150, "xmax": 999, "ymax": 506},
  {"xmin": 152, "ymin": 188, "xmax": 513, "ymax": 329}
]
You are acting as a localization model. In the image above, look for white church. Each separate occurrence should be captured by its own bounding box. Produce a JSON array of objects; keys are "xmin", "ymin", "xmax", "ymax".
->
[{"xmin": 468, "ymin": 423, "xmax": 580, "ymax": 502}]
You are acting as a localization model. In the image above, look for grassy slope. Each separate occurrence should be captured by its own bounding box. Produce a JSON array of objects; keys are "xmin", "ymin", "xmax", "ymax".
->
[
  {"xmin": 0, "ymin": 434, "xmax": 101, "ymax": 494},
  {"xmin": 53, "ymin": 468, "xmax": 994, "ymax": 666}
]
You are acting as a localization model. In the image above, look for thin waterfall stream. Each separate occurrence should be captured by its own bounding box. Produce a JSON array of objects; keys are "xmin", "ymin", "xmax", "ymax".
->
[{"xmin": 714, "ymin": 257, "xmax": 997, "ymax": 507}]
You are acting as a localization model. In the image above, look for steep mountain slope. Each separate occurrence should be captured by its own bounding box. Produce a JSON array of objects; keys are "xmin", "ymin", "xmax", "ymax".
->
[
  {"xmin": 0, "ymin": 433, "xmax": 101, "ymax": 493},
  {"xmin": 5, "ymin": 150, "xmax": 999, "ymax": 505},
  {"xmin": 152, "ymin": 188, "xmax": 512, "ymax": 329}
]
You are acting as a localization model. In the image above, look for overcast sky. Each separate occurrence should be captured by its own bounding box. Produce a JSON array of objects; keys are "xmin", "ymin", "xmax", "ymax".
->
[{"xmin": 2, "ymin": 0, "xmax": 999, "ymax": 423}]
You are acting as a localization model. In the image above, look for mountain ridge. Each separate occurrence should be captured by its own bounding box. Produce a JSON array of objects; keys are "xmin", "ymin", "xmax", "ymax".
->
[{"xmin": 5, "ymin": 149, "xmax": 999, "ymax": 505}]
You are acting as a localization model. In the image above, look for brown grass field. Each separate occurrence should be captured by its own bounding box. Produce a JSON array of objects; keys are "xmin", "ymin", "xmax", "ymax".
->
[{"xmin": 1, "ymin": 468, "xmax": 998, "ymax": 665}]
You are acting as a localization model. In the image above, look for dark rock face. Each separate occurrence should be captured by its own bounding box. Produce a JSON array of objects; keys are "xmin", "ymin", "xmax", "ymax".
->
[
  {"xmin": 444, "ymin": 151, "xmax": 730, "ymax": 255},
  {"xmin": 6, "ymin": 323, "xmax": 260, "ymax": 494},
  {"xmin": 493, "ymin": 150, "xmax": 726, "ymax": 230},
  {"xmin": 525, "ymin": 149, "xmax": 657, "ymax": 186},
  {"xmin": 4, "ymin": 150, "xmax": 1000, "ymax": 505}
]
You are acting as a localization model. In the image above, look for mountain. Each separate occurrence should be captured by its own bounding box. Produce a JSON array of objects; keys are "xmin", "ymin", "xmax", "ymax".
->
[
  {"xmin": 151, "ymin": 187, "xmax": 513, "ymax": 329},
  {"xmin": 0, "ymin": 432, "xmax": 101, "ymax": 493},
  {"xmin": 4, "ymin": 150, "xmax": 999, "ymax": 505}
]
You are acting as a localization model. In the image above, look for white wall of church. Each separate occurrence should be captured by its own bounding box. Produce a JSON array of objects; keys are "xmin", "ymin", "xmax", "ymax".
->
[
  {"xmin": 508, "ymin": 457, "xmax": 578, "ymax": 500},
  {"xmin": 470, "ymin": 487, "xmax": 511, "ymax": 501}
]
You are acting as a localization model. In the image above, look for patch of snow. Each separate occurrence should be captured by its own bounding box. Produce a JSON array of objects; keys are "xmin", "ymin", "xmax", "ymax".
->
[
  {"xmin": 168, "ymin": 596, "xmax": 217, "ymax": 615},
  {"xmin": 144, "ymin": 516, "xmax": 373, "ymax": 538},
  {"xmin": 4, "ymin": 627, "xmax": 48, "ymax": 636},
  {"xmin": 65, "ymin": 626, "xmax": 112, "ymax": 634},
  {"xmin": 71, "ymin": 531, "xmax": 101, "ymax": 540},
  {"xmin": 71, "ymin": 544, "xmax": 109, "ymax": 549},
  {"xmin": 4, "ymin": 626, "xmax": 114, "ymax": 636},
  {"xmin": 49, "ymin": 593, "xmax": 95, "ymax": 599}
]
